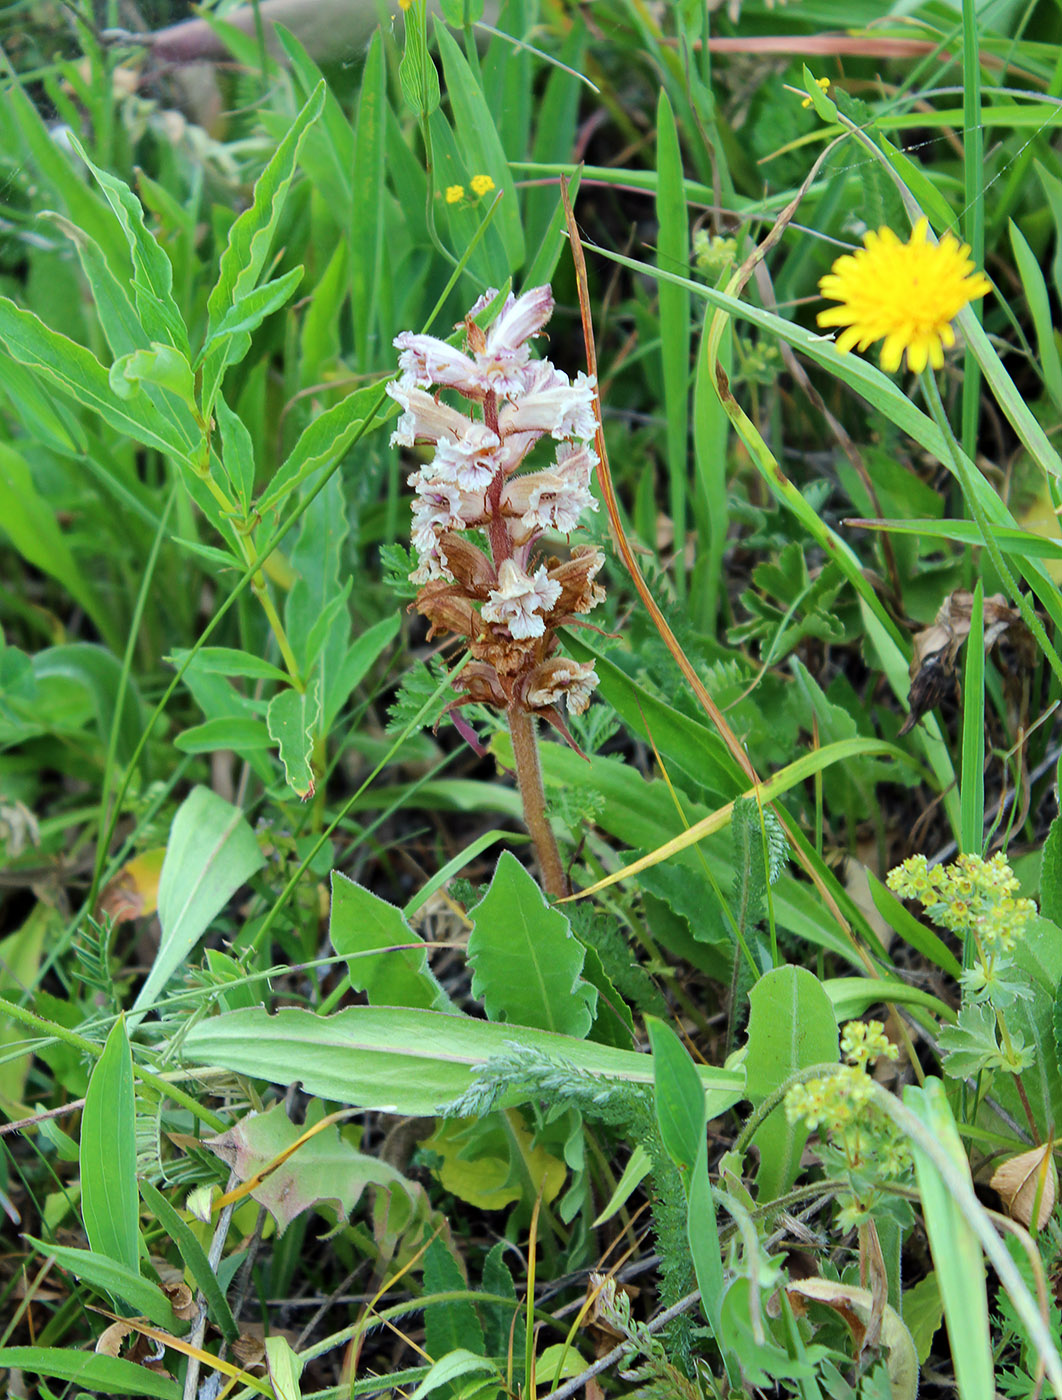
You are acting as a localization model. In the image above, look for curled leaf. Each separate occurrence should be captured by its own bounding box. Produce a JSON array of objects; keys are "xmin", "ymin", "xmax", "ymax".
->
[
  {"xmin": 786, "ymin": 1278, "xmax": 919, "ymax": 1400},
  {"xmin": 990, "ymin": 1144, "xmax": 1058, "ymax": 1230}
]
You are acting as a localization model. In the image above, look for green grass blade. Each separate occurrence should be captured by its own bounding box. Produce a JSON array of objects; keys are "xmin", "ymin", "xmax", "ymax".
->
[
  {"xmin": 22, "ymin": 1236, "xmax": 179, "ymax": 1331},
  {"xmin": 960, "ymin": 582, "xmax": 985, "ymax": 857},
  {"xmin": 139, "ymin": 1179, "xmax": 239, "ymax": 1342},
  {"xmin": 655, "ymin": 87, "xmax": 691, "ymax": 601},
  {"xmin": 0, "ymin": 1348, "xmax": 178, "ymax": 1398},
  {"xmin": 960, "ymin": 0, "xmax": 984, "ymax": 460}
]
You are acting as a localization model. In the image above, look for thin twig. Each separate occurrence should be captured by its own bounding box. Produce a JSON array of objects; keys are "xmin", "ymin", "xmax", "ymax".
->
[
  {"xmin": 183, "ymin": 1170, "xmax": 238, "ymax": 1400},
  {"xmin": 542, "ymin": 1288, "xmax": 701, "ymax": 1400}
]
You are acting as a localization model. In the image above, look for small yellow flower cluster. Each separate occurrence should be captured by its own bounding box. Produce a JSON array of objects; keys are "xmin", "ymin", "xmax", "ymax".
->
[
  {"xmin": 784, "ymin": 1021, "xmax": 911, "ymax": 1199},
  {"xmin": 692, "ymin": 229, "xmax": 737, "ymax": 277},
  {"xmin": 887, "ymin": 851, "xmax": 1033, "ymax": 955},
  {"xmin": 785, "ymin": 1062, "xmax": 873, "ymax": 1135},
  {"xmin": 840, "ymin": 1019, "xmax": 899, "ymax": 1070},
  {"xmin": 801, "ymin": 76, "xmax": 831, "ymax": 108},
  {"xmin": 445, "ymin": 174, "xmax": 496, "ymax": 206}
]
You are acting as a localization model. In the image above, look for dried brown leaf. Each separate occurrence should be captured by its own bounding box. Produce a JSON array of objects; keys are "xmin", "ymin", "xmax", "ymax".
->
[{"xmin": 990, "ymin": 1144, "xmax": 1058, "ymax": 1230}]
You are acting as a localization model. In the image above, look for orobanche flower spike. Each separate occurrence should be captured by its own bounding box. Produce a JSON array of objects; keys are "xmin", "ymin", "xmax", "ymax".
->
[
  {"xmin": 389, "ymin": 284, "xmax": 603, "ymax": 895},
  {"xmin": 817, "ymin": 216, "xmax": 992, "ymax": 374}
]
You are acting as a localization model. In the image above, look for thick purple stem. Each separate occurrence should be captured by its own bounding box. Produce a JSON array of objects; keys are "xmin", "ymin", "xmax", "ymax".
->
[{"xmin": 508, "ymin": 703, "xmax": 567, "ymax": 898}]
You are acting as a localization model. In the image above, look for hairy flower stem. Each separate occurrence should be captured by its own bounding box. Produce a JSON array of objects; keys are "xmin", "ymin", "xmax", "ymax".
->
[{"xmin": 508, "ymin": 703, "xmax": 567, "ymax": 898}]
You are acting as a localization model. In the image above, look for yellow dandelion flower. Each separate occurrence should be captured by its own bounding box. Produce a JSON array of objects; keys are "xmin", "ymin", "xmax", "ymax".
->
[
  {"xmin": 398, "ymin": 0, "xmax": 412, "ymax": 9},
  {"xmin": 817, "ymin": 217, "xmax": 992, "ymax": 374},
  {"xmin": 802, "ymin": 76, "xmax": 831, "ymax": 108},
  {"xmin": 445, "ymin": 184, "xmax": 465, "ymax": 205},
  {"xmin": 470, "ymin": 174, "xmax": 496, "ymax": 197}
]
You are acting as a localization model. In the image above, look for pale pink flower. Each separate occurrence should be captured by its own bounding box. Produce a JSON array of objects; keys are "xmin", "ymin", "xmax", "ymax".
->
[
  {"xmin": 386, "ymin": 381, "xmax": 470, "ymax": 447},
  {"xmin": 430, "ymin": 422, "xmax": 503, "ymax": 490},
  {"xmin": 394, "ymin": 332, "xmax": 479, "ymax": 394},
  {"xmin": 502, "ymin": 464, "xmax": 597, "ymax": 537},
  {"xmin": 499, "ymin": 364, "xmax": 598, "ymax": 441},
  {"xmin": 409, "ymin": 477, "xmax": 484, "ymax": 558},
  {"xmin": 526, "ymin": 659, "xmax": 599, "ymax": 714},
  {"xmin": 483, "ymin": 285, "xmax": 553, "ymax": 360},
  {"xmin": 394, "ymin": 285, "xmax": 553, "ymax": 402},
  {"xmin": 481, "ymin": 559, "xmax": 562, "ymax": 639}
]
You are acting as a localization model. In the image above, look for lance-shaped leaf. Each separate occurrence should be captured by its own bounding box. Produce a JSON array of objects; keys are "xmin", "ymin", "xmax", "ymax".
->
[
  {"xmin": 130, "ymin": 787, "xmax": 264, "ymax": 1027},
  {"xmin": 267, "ymin": 678, "xmax": 320, "ymax": 799}
]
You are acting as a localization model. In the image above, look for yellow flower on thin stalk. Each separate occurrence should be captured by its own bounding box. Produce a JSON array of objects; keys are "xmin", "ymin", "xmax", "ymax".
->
[
  {"xmin": 470, "ymin": 173, "xmax": 496, "ymax": 197},
  {"xmin": 817, "ymin": 216, "xmax": 992, "ymax": 374},
  {"xmin": 445, "ymin": 184, "xmax": 465, "ymax": 205}
]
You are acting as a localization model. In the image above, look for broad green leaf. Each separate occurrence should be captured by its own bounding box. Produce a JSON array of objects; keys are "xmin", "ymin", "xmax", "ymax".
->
[
  {"xmin": 169, "ymin": 647, "xmax": 289, "ymax": 686},
  {"xmin": 647, "ymin": 1016, "xmax": 705, "ymax": 1175},
  {"xmin": 420, "ymin": 1114, "xmax": 565, "ymax": 1211},
  {"xmin": 200, "ymin": 82, "xmax": 326, "ymax": 413},
  {"xmin": 822, "ymin": 977, "xmax": 956, "ymax": 1025},
  {"xmin": 329, "ymin": 871, "xmax": 450, "ymax": 1010},
  {"xmin": 743, "ymin": 965, "xmax": 838, "ymax": 1200},
  {"xmin": 22, "ymin": 1236, "xmax": 178, "ymax": 1331},
  {"xmin": 424, "ymin": 1237, "xmax": 485, "ymax": 1361},
  {"xmin": 399, "ymin": 0, "xmax": 440, "ymax": 117},
  {"xmin": 179, "ymin": 1006, "xmax": 745, "ymax": 1117},
  {"xmin": 284, "ymin": 472, "xmax": 364, "ymax": 734},
  {"xmin": 215, "ymin": 389, "xmax": 256, "ymax": 506},
  {"xmin": 0, "ymin": 443, "xmax": 109, "ymax": 645},
  {"xmin": 33, "ymin": 643, "xmax": 145, "ymax": 768},
  {"xmin": 903, "ymin": 1080, "xmax": 993, "ymax": 1400},
  {"xmin": 647, "ymin": 1016, "xmax": 730, "ymax": 1359},
  {"xmin": 325, "ymin": 613, "xmax": 401, "ymax": 732},
  {"xmin": 1040, "ymin": 817, "xmax": 1062, "ymax": 925},
  {"xmin": 80, "ymin": 1017, "xmax": 139, "ymax": 1273},
  {"xmin": 131, "ymin": 787, "xmax": 264, "ymax": 1026},
  {"xmin": 467, "ymin": 852, "xmax": 596, "ymax": 1037},
  {"xmin": 902, "ymin": 1271, "xmax": 944, "ymax": 1364},
  {"xmin": 43, "ymin": 212, "xmax": 146, "ymax": 359},
  {"xmin": 205, "ymin": 1101, "xmax": 408, "ymax": 1235},
  {"xmin": 108, "ymin": 343, "xmax": 195, "ymax": 408},
  {"xmin": 174, "ymin": 716, "xmax": 274, "ymax": 754},
  {"xmin": 139, "ymin": 1179, "xmax": 238, "ymax": 1342},
  {"xmin": 266, "ymin": 1336, "xmax": 303, "ymax": 1400},
  {"xmin": 272, "ymin": 24, "xmax": 355, "ymax": 227},
  {"xmin": 199, "ymin": 266, "xmax": 304, "ymax": 362},
  {"xmin": 0, "ymin": 298, "xmax": 195, "ymax": 464},
  {"xmin": 411, "ymin": 1351, "xmax": 497, "ymax": 1400},
  {"xmin": 0, "ymin": 903, "xmax": 53, "ymax": 1103},
  {"xmin": 267, "ymin": 679, "xmax": 321, "ymax": 798},
  {"xmin": 70, "ymin": 134, "xmax": 188, "ymax": 353},
  {"xmin": 256, "ymin": 381, "xmax": 386, "ymax": 514},
  {"xmin": 0, "ymin": 1348, "xmax": 177, "ymax": 1398}
]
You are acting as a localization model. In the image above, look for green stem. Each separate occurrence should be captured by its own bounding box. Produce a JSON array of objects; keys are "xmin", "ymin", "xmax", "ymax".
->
[
  {"xmin": 732, "ymin": 1061, "xmax": 844, "ymax": 1157},
  {"xmin": 921, "ymin": 370, "xmax": 1062, "ymax": 686},
  {"xmin": 508, "ymin": 704, "xmax": 567, "ymax": 899},
  {"xmin": 0, "ymin": 996, "xmax": 227, "ymax": 1132}
]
